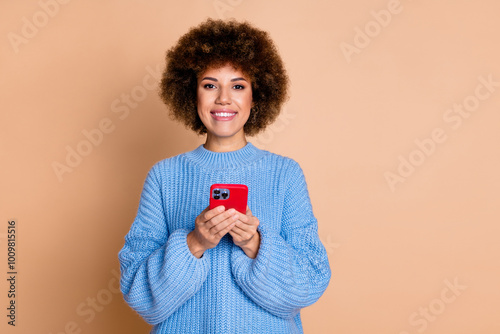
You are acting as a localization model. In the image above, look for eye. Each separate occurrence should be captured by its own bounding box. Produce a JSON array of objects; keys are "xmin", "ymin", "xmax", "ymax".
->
[
  {"xmin": 203, "ymin": 83, "xmax": 216, "ymax": 89},
  {"xmin": 233, "ymin": 84, "xmax": 245, "ymax": 90}
]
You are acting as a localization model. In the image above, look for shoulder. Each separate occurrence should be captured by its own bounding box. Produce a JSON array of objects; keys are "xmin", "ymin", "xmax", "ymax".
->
[
  {"xmin": 151, "ymin": 152, "xmax": 184, "ymax": 170},
  {"xmin": 256, "ymin": 146, "xmax": 303, "ymax": 174},
  {"xmin": 142, "ymin": 150, "xmax": 190, "ymax": 184},
  {"xmin": 250, "ymin": 146, "xmax": 308, "ymax": 192}
]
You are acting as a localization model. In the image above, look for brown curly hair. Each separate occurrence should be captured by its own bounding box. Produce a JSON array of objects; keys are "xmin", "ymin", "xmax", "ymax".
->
[{"xmin": 159, "ymin": 19, "xmax": 289, "ymax": 136}]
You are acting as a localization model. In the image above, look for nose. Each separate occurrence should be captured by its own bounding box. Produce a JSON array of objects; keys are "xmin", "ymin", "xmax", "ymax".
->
[{"xmin": 216, "ymin": 86, "xmax": 231, "ymax": 105}]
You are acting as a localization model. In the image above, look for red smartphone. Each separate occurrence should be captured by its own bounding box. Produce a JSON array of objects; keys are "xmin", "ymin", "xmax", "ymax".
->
[{"xmin": 209, "ymin": 184, "xmax": 248, "ymax": 214}]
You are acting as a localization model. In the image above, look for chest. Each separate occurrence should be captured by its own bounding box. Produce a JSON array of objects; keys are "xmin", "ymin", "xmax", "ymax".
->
[{"xmin": 161, "ymin": 167, "xmax": 288, "ymax": 234}]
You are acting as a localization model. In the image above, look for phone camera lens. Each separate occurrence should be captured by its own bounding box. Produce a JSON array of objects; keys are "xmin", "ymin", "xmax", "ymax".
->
[
  {"xmin": 214, "ymin": 195, "xmax": 220, "ymax": 199},
  {"xmin": 214, "ymin": 189, "xmax": 220, "ymax": 194},
  {"xmin": 222, "ymin": 193, "xmax": 228, "ymax": 199}
]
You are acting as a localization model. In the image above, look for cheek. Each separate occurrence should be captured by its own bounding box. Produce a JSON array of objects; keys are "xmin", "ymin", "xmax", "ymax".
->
[
  {"xmin": 247, "ymin": 91, "xmax": 253, "ymax": 110},
  {"xmin": 241, "ymin": 93, "xmax": 253, "ymax": 112},
  {"xmin": 196, "ymin": 91, "xmax": 208, "ymax": 114}
]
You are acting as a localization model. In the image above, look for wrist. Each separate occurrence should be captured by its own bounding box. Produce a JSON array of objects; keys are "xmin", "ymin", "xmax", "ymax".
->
[
  {"xmin": 240, "ymin": 231, "xmax": 260, "ymax": 259},
  {"xmin": 187, "ymin": 231, "xmax": 205, "ymax": 258}
]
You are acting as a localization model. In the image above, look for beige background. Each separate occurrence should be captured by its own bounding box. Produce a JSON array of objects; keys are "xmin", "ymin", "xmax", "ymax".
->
[{"xmin": 1, "ymin": 0, "xmax": 499, "ymax": 333}]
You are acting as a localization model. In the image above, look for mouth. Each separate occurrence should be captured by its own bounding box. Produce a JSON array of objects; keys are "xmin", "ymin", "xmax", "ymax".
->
[{"xmin": 211, "ymin": 110, "xmax": 237, "ymax": 121}]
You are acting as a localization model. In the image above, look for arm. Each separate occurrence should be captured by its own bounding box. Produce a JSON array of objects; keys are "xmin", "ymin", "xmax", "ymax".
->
[
  {"xmin": 118, "ymin": 164, "xmax": 210, "ymax": 325},
  {"xmin": 231, "ymin": 162, "xmax": 331, "ymax": 319}
]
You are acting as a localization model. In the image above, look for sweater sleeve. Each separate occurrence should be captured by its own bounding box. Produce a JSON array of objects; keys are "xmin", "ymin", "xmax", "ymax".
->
[
  {"xmin": 118, "ymin": 164, "xmax": 210, "ymax": 325},
  {"xmin": 230, "ymin": 161, "xmax": 331, "ymax": 319}
]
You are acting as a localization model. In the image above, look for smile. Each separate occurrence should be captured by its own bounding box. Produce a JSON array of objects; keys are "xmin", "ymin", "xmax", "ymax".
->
[
  {"xmin": 211, "ymin": 111, "xmax": 237, "ymax": 121},
  {"xmin": 213, "ymin": 112, "xmax": 236, "ymax": 117}
]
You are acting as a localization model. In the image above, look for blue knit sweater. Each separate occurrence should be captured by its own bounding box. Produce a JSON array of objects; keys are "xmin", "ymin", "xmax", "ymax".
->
[{"xmin": 118, "ymin": 142, "xmax": 331, "ymax": 333}]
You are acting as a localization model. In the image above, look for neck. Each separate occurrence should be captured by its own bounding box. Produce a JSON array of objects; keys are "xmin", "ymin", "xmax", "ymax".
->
[
  {"xmin": 204, "ymin": 132, "xmax": 247, "ymax": 152},
  {"xmin": 185, "ymin": 140, "xmax": 262, "ymax": 170}
]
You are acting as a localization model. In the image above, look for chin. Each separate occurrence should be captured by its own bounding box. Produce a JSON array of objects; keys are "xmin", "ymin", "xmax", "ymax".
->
[
  {"xmin": 213, "ymin": 125, "xmax": 240, "ymax": 134},
  {"xmin": 209, "ymin": 127, "xmax": 244, "ymax": 139},
  {"xmin": 214, "ymin": 131, "xmax": 238, "ymax": 138}
]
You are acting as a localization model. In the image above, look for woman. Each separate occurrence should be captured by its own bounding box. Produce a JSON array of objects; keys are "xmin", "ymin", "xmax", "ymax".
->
[{"xmin": 118, "ymin": 19, "xmax": 331, "ymax": 333}]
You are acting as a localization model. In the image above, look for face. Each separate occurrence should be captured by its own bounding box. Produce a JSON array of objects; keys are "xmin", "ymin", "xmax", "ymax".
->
[{"xmin": 197, "ymin": 64, "xmax": 253, "ymax": 142}]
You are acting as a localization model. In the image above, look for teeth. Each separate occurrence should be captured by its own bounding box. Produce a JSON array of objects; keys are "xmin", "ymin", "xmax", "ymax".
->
[{"xmin": 214, "ymin": 112, "xmax": 235, "ymax": 117}]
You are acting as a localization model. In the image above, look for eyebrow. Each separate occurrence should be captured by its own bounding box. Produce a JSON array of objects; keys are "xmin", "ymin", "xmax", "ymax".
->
[{"xmin": 200, "ymin": 76, "xmax": 248, "ymax": 82}]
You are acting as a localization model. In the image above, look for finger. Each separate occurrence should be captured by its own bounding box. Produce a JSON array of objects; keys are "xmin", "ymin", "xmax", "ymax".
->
[
  {"xmin": 207, "ymin": 209, "xmax": 238, "ymax": 229},
  {"xmin": 202, "ymin": 205, "xmax": 225, "ymax": 222},
  {"xmin": 228, "ymin": 224, "xmax": 246, "ymax": 237},
  {"xmin": 237, "ymin": 216, "xmax": 258, "ymax": 229},
  {"xmin": 248, "ymin": 216, "xmax": 259, "ymax": 227},
  {"xmin": 209, "ymin": 212, "xmax": 238, "ymax": 234},
  {"xmin": 237, "ymin": 213, "xmax": 249, "ymax": 223},
  {"xmin": 229, "ymin": 225, "xmax": 255, "ymax": 243},
  {"xmin": 195, "ymin": 206, "xmax": 209, "ymax": 222},
  {"xmin": 213, "ymin": 219, "xmax": 237, "ymax": 238},
  {"xmin": 233, "ymin": 219, "xmax": 258, "ymax": 235}
]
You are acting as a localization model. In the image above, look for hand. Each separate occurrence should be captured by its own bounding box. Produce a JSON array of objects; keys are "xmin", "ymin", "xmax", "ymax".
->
[
  {"xmin": 229, "ymin": 206, "xmax": 260, "ymax": 259},
  {"xmin": 187, "ymin": 205, "xmax": 239, "ymax": 258}
]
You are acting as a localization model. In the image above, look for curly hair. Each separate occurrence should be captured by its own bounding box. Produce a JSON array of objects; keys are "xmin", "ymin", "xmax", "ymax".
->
[{"xmin": 159, "ymin": 19, "xmax": 289, "ymax": 136}]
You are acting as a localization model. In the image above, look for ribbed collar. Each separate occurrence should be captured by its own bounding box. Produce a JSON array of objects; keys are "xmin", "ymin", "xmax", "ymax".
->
[{"xmin": 184, "ymin": 142, "xmax": 265, "ymax": 169}]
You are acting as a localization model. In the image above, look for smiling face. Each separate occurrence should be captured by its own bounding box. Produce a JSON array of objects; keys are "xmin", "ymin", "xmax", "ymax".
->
[{"xmin": 197, "ymin": 64, "xmax": 253, "ymax": 149}]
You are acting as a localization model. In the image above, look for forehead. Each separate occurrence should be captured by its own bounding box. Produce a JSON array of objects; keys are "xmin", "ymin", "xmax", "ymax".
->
[{"xmin": 198, "ymin": 63, "xmax": 250, "ymax": 81}]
